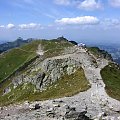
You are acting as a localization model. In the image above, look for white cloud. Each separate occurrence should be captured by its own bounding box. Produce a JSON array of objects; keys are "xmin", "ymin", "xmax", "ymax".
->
[
  {"xmin": 98, "ymin": 18, "xmax": 120, "ymax": 30},
  {"xmin": 0, "ymin": 25, "xmax": 5, "ymax": 28},
  {"xmin": 109, "ymin": 0, "xmax": 120, "ymax": 7},
  {"xmin": 54, "ymin": 0, "xmax": 103, "ymax": 11},
  {"xmin": 18, "ymin": 23, "xmax": 41, "ymax": 29},
  {"xmin": 6, "ymin": 24, "xmax": 15, "ymax": 29},
  {"xmin": 54, "ymin": 0, "xmax": 70, "ymax": 5},
  {"xmin": 77, "ymin": 0, "xmax": 103, "ymax": 10},
  {"xmin": 102, "ymin": 18, "xmax": 120, "ymax": 27},
  {"xmin": 55, "ymin": 16, "xmax": 100, "ymax": 25},
  {"xmin": 44, "ymin": 13, "xmax": 56, "ymax": 19}
]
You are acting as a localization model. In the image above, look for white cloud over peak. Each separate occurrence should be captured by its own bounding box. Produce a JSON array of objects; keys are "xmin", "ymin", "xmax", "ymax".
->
[
  {"xmin": 18, "ymin": 23, "xmax": 41, "ymax": 29},
  {"xmin": 109, "ymin": 0, "xmax": 120, "ymax": 7},
  {"xmin": 54, "ymin": 0, "xmax": 70, "ymax": 5},
  {"xmin": 77, "ymin": 0, "xmax": 103, "ymax": 10},
  {"xmin": 7, "ymin": 24, "xmax": 15, "ymax": 29},
  {"xmin": 55, "ymin": 16, "xmax": 100, "ymax": 25}
]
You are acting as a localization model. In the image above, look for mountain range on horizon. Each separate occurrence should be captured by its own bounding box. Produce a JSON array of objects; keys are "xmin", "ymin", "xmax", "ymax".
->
[{"xmin": 0, "ymin": 37, "xmax": 33, "ymax": 53}]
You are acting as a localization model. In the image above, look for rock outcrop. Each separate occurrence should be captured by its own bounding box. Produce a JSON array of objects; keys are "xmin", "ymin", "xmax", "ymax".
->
[{"xmin": 9, "ymin": 57, "xmax": 81, "ymax": 92}]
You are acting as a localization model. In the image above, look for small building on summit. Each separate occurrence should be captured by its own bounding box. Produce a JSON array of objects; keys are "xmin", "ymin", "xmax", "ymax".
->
[{"xmin": 77, "ymin": 43, "xmax": 86, "ymax": 48}]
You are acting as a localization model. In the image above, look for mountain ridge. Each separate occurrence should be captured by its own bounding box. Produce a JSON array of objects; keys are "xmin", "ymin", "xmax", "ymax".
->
[
  {"xmin": 0, "ymin": 37, "xmax": 33, "ymax": 53},
  {"xmin": 0, "ymin": 38, "xmax": 120, "ymax": 120}
]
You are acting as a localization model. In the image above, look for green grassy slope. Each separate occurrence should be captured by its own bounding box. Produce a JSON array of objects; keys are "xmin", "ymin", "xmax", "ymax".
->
[
  {"xmin": 0, "ymin": 41, "xmax": 40, "ymax": 83},
  {"xmin": 41, "ymin": 39, "xmax": 73, "ymax": 58},
  {"xmin": 88, "ymin": 47, "xmax": 112, "ymax": 60},
  {"xmin": 0, "ymin": 39, "xmax": 91, "ymax": 106},
  {"xmin": 0, "ymin": 39, "xmax": 73, "ymax": 83},
  {"xmin": 101, "ymin": 63, "xmax": 120, "ymax": 101},
  {"xmin": 0, "ymin": 68, "xmax": 90, "ymax": 106}
]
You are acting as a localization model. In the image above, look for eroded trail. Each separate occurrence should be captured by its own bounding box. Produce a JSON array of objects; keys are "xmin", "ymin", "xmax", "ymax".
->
[{"xmin": 48, "ymin": 46, "xmax": 120, "ymax": 118}]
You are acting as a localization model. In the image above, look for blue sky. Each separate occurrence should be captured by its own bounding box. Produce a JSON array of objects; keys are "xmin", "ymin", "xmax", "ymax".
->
[{"xmin": 0, "ymin": 0, "xmax": 120, "ymax": 44}]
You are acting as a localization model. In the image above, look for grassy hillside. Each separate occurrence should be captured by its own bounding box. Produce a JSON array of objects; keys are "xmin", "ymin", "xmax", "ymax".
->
[
  {"xmin": 0, "ymin": 39, "xmax": 89, "ymax": 106},
  {"xmin": 88, "ymin": 47, "xmax": 112, "ymax": 60},
  {"xmin": 0, "ymin": 39, "xmax": 91, "ymax": 106},
  {"xmin": 0, "ymin": 68, "xmax": 90, "ymax": 106},
  {"xmin": 0, "ymin": 39, "xmax": 73, "ymax": 83},
  {"xmin": 101, "ymin": 63, "xmax": 120, "ymax": 101},
  {"xmin": 41, "ymin": 39, "xmax": 73, "ymax": 58},
  {"xmin": 0, "ymin": 41, "xmax": 40, "ymax": 83}
]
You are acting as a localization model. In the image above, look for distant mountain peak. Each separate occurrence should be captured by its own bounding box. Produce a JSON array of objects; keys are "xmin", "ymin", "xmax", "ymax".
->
[
  {"xmin": 0, "ymin": 37, "xmax": 32, "ymax": 53},
  {"xmin": 16, "ymin": 37, "xmax": 24, "ymax": 42},
  {"xmin": 57, "ymin": 36, "xmax": 68, "ymax": 41}
]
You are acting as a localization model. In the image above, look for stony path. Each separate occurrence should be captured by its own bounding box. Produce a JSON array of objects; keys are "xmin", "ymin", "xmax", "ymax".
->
[
  {"xmin": 36, "ymin": 44, "xmax": 44, "ymax": 55},
  {"xmin": 47, "ymin": 46, "xmax": 120, "ymax": 118},
  {"xmin": 0, "ymin": 46, "xmax": 120, "ymax": 120}
]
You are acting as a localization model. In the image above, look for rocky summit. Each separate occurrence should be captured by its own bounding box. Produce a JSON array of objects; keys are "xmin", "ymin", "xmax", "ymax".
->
[{"xmin": 0, "ymin": 39, "xmax": 120, "ymax": 120}]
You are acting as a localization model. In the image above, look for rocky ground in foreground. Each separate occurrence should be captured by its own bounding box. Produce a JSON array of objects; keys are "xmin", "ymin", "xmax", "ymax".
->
[{"xmin": 0, "ymin": 46, "xmax": 120, "ymax": 120}]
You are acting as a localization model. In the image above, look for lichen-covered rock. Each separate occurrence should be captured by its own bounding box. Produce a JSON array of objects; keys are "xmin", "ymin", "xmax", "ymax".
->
[
  {"xmin": 34, "ymin": 104, "xmax": 41, "ymax": 110},
  {"xmin": 4, "ymin": 57, "xmax": 81, "ymax": 93},
  {"xmin": 33, "ymin": 72, "xmax": 45, "ymax": 89},
  {"xmin": 65, "ymin": 107, "xmax": 91, "ymax": 120},
  {"xmin": 3, "ymin": 86, "xmax": 11, "ymax": 95},
  {"xmin": 67, "ymin": 66, "xmax": 75, "ymax": 75},
  {"xmin": 12, "ymin": 75, "xmax": 23, "ymax": 88}
]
